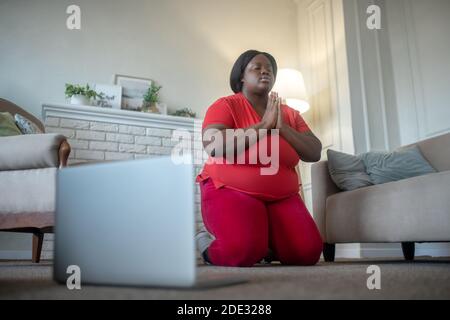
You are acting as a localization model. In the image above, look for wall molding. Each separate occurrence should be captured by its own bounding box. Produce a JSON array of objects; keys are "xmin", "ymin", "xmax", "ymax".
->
[
  {"xmin": 402, "ymin": 0, "xmax": 426, "ymax": 139},
  {"xmin": 399, "ymin": 0, "xmax": 450, "ymax": 139},
  {"xmin": 307, "ymin": 0, "xmax": 337, "ymax": 151},
  {"xmin": 372, "ymin": 0, "xmax": 390, "ymax": 150},
  {"xmin": 352, "ymin": 0, "xmax": 371, "ymax": 151},
  {"xmin": 305, "ymin": 0, "xmax": 354, "ymax": 154}
]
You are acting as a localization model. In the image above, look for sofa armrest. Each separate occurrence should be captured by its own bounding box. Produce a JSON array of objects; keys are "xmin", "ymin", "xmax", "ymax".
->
[
  {"xmin": 311, "ymin": 160, "xmax": 341, "ymax": 242},
  {"xmin": 0, "ymin": 134, "xmax": 70, "ymax": 170}
]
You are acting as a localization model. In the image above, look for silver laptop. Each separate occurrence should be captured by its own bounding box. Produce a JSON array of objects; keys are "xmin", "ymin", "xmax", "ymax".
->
[{"xmin": 54, "ymin": 156, "xmax": 245, "ymax": 288}]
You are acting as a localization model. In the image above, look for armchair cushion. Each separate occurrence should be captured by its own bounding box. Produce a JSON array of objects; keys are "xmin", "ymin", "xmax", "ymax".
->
[
  {"xmin": 362, "ymin": 145, "xmax": 436, "ymax": 184},
  {"xmin": 0, "ymin": 168, "xmax": 56, "ymax": 230},
  {"xmin": 0, "ymin": 133, "xmax": 66, "ymax": 170},
  {"xmin": 0, "ymin": 112, "xmax": 22, "ymax": 137},
  {"xmin": 0, "ymin": 167, "xmax": 57, "ymax": 214},
  {"xmin": 14, "ymin": 113, "xmax": 43, "ymax": 134},
  {"xmin": 327, "ymin": 149, "xmax": 373, "ymax": 191}
]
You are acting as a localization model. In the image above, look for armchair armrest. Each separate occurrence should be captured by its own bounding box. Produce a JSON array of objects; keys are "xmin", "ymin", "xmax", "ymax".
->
[
  {"xmin": 58, "ymin": 139, "xmax": 71, "ymax": 167},
  {"xmin": 311, "ymin": 160, "xmax": 341, "ymax": 242},
  {"xmin": 0, "ymin": 133, "xmax": 70, "ymax": 170}
]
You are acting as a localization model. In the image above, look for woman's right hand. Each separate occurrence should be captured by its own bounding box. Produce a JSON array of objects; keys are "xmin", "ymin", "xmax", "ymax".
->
[{"xmin": 261, "ymin": 92, "xmax": 280, "ymax": 129}]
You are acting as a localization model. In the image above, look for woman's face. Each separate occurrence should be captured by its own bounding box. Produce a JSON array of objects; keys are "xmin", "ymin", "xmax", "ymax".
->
[{"xmin": 241, "ymin": 54, "xmax": 275, "ymax": 94}]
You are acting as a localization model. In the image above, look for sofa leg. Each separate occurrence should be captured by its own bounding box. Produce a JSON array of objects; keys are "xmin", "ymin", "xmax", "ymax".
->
[
  {"xmin": 323, "ymin": 243, "xmax": 335, "ymax": 262},
  {"xmin": 32, "ymin": 232, "xmax": 44, "ymax": 263},
  {"xmin": 401, "ymin": 242, "xmax": 415, "ymax": 261}
]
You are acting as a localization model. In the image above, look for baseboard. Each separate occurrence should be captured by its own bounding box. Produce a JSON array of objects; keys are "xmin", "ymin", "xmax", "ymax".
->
[
  {"xmin": 360, "ymin": 248, "xmax": 403, "ymax": 258},
  {"xmin": 416, "ymin": 243, "xmax": 450, "ymax": 257},
  {"xmin": 2, "ymin": 245, "xmax": 448, "ymax": 261},
  {"xmin": 335, "ymin": 243, "xmax": 361, "ymax": 259},
  {"xmin": 334, "ymin": 243, "xmax": 450, "ymax": 259}
]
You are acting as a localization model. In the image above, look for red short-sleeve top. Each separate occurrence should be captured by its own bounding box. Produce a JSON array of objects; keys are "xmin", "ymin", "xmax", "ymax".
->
[{"xmin": 196, "ymin": 92, "xmax": 310, "ymax": 201}]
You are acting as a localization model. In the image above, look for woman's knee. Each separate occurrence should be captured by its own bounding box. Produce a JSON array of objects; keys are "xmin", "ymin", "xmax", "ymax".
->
[
  {"xmin": 279, "ymin": 240, "xmax": 323, "ymax": 266},
  {"xmin": 213, "ymin": 238, "xmax": 267, "ymax": 267}
]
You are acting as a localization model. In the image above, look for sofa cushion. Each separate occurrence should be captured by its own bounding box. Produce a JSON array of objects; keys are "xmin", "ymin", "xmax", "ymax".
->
[
  {"xmin": 14, "ymin": 113, "xmax": 43, "ymax": 134},
  {"xmin": 0, "ymin": 112, "xmax": 22, "ymax": 137},
  {"xmin": 326, "ymin": 149, "xmax": 373, "ymax": 191},
  {"xmin": 362, "ymin": 146, "xmax": 436, "ymax": 184}
]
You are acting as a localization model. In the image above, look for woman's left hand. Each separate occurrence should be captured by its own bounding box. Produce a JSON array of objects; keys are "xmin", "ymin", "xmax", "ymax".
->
[
  {"xmin": 276, "ymin": 102, "xmax": 284, "ymax": 130},
  {"xmin": 274, "ymin": 99, "xmax": 322, "ymax": 162}
]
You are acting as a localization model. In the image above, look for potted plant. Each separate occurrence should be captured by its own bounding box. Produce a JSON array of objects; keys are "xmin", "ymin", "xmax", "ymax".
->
[
  {"xmin": 142, "ymin": 83, "xmax": 162, "ymax": 113},
  {"xmin": 169, "ymin": 107, "xmax": 196, "ymax": 118},
  {"xmin": 65, "ymin": 83, "xmax": 103, "ymax": 106}
]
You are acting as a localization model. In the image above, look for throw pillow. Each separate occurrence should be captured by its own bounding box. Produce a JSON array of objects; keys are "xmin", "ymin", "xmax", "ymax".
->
[
  {"xmin": 361, "ymin": 146, "xmax": 436, "ymax": 185},
  {"xmin": 327, "ymin": 149, "xmax": 374, "ymax": 191},
  {"xmin": 14, "ymin": 113, "xmax": 43, "ymax": 134},
  {"xmin": 0, "ymin": 112, "xmax": 22, "ymax": 137}
]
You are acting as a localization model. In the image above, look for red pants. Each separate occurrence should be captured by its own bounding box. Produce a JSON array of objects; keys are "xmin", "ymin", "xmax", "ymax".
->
[{"xmin": 200, "ymin": 178, "xmax": 323, "ymax": 267}]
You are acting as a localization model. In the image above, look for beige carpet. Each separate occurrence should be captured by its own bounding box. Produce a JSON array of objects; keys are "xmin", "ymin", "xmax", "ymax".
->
[{"xmin": 1, "ymin": 258, "xmax": 449, "ymax": 299}]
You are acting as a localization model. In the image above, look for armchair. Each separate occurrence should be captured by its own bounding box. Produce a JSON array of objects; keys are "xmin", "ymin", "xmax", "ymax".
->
[
  {"xmin": 311, "ymin": 132, "xmax": 450, "ymax": 261},
  {"xmin": 0, "ymin": 98, "xmax": 70, "ymax": 262}
]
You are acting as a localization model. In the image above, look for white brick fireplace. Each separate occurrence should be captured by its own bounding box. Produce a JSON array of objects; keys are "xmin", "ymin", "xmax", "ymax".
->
[{"xmin": 41, "ymin": 103, "xmax": 207, "ymax": 259}]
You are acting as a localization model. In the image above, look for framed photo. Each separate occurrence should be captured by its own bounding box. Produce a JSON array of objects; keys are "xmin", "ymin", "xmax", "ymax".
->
[
  {"xmin": 113, "ymin": 74, "xmax": 152, "ymax": 110},
  {"xmin": 94, "ymin": 84, "xmax": 122, "ymax": 109}
]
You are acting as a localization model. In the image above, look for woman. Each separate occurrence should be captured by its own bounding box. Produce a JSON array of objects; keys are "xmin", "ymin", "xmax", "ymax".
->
[{"xmin": 195, "ymin": 50, "xmax": 323, "ymax": 267}]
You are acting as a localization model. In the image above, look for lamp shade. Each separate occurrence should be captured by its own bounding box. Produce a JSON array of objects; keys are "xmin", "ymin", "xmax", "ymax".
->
[{"xmin": 272, "ymin": 68, "xmax": 310, "ymax": 113}]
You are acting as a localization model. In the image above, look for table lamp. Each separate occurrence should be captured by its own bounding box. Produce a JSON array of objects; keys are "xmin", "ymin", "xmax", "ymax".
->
[{"xmin": 272, "ymin": 68, "xmax": 310, "ymax": 114}]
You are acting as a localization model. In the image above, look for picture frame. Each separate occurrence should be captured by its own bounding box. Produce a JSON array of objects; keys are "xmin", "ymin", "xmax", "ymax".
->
[
  {"xmin": 94, "ymin": 84, "xmax": 122, "ymax": 109},
  {"xmin": 113, "ymin": 74, "xmax": 152, "ymax": 110}
]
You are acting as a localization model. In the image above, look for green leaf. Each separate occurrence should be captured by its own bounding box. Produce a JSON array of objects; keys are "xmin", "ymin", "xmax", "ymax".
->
[{"xmin": 65, "ymin": 83, "xmax": 102, "ymax": 100}]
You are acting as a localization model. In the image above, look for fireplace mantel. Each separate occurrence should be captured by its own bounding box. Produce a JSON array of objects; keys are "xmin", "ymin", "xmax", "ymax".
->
[{"xmin": 42, "ymin": 103, "xmax": 199, "ymax": 132}]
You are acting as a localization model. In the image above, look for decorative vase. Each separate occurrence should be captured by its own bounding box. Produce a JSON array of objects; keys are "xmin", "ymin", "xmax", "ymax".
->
[
  {"xmin": 70, "ymin": 94, "xmax": 91, "ymax": 106},
  {"xmin": 141, "ymin": 101, "xmax": 160, "ymax": 114}
]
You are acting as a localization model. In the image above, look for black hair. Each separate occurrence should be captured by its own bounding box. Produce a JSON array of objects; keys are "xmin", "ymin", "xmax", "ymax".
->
[{"xmin": 229, "ymin": 50, "xmax": 278, "ymax": 93}]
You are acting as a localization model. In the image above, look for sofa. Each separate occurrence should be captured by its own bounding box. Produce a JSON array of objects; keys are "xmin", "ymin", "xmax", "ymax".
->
[
  {"xmin": 0, "ymin": 98, "xmax": 71, "ymax": 262},
  {"xmin": 311, "ymin": 132, "xmax": 450, "ymax": 261}
]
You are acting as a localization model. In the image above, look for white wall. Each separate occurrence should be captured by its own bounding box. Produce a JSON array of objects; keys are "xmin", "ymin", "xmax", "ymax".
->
[
  {"xmin": 342, "ymin": 0, "xmax": 400, "ymax": 154},
  {"xmin": 0, "ymin": 0, "xmax": 300, "ymax": 121},
  {"xmin": 344, "ymin": 0, "xmax": 450, "ymax": 152},
  {"xmin": 386, "ymin": 0, "xmax": 450, "ymax": 144}
]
